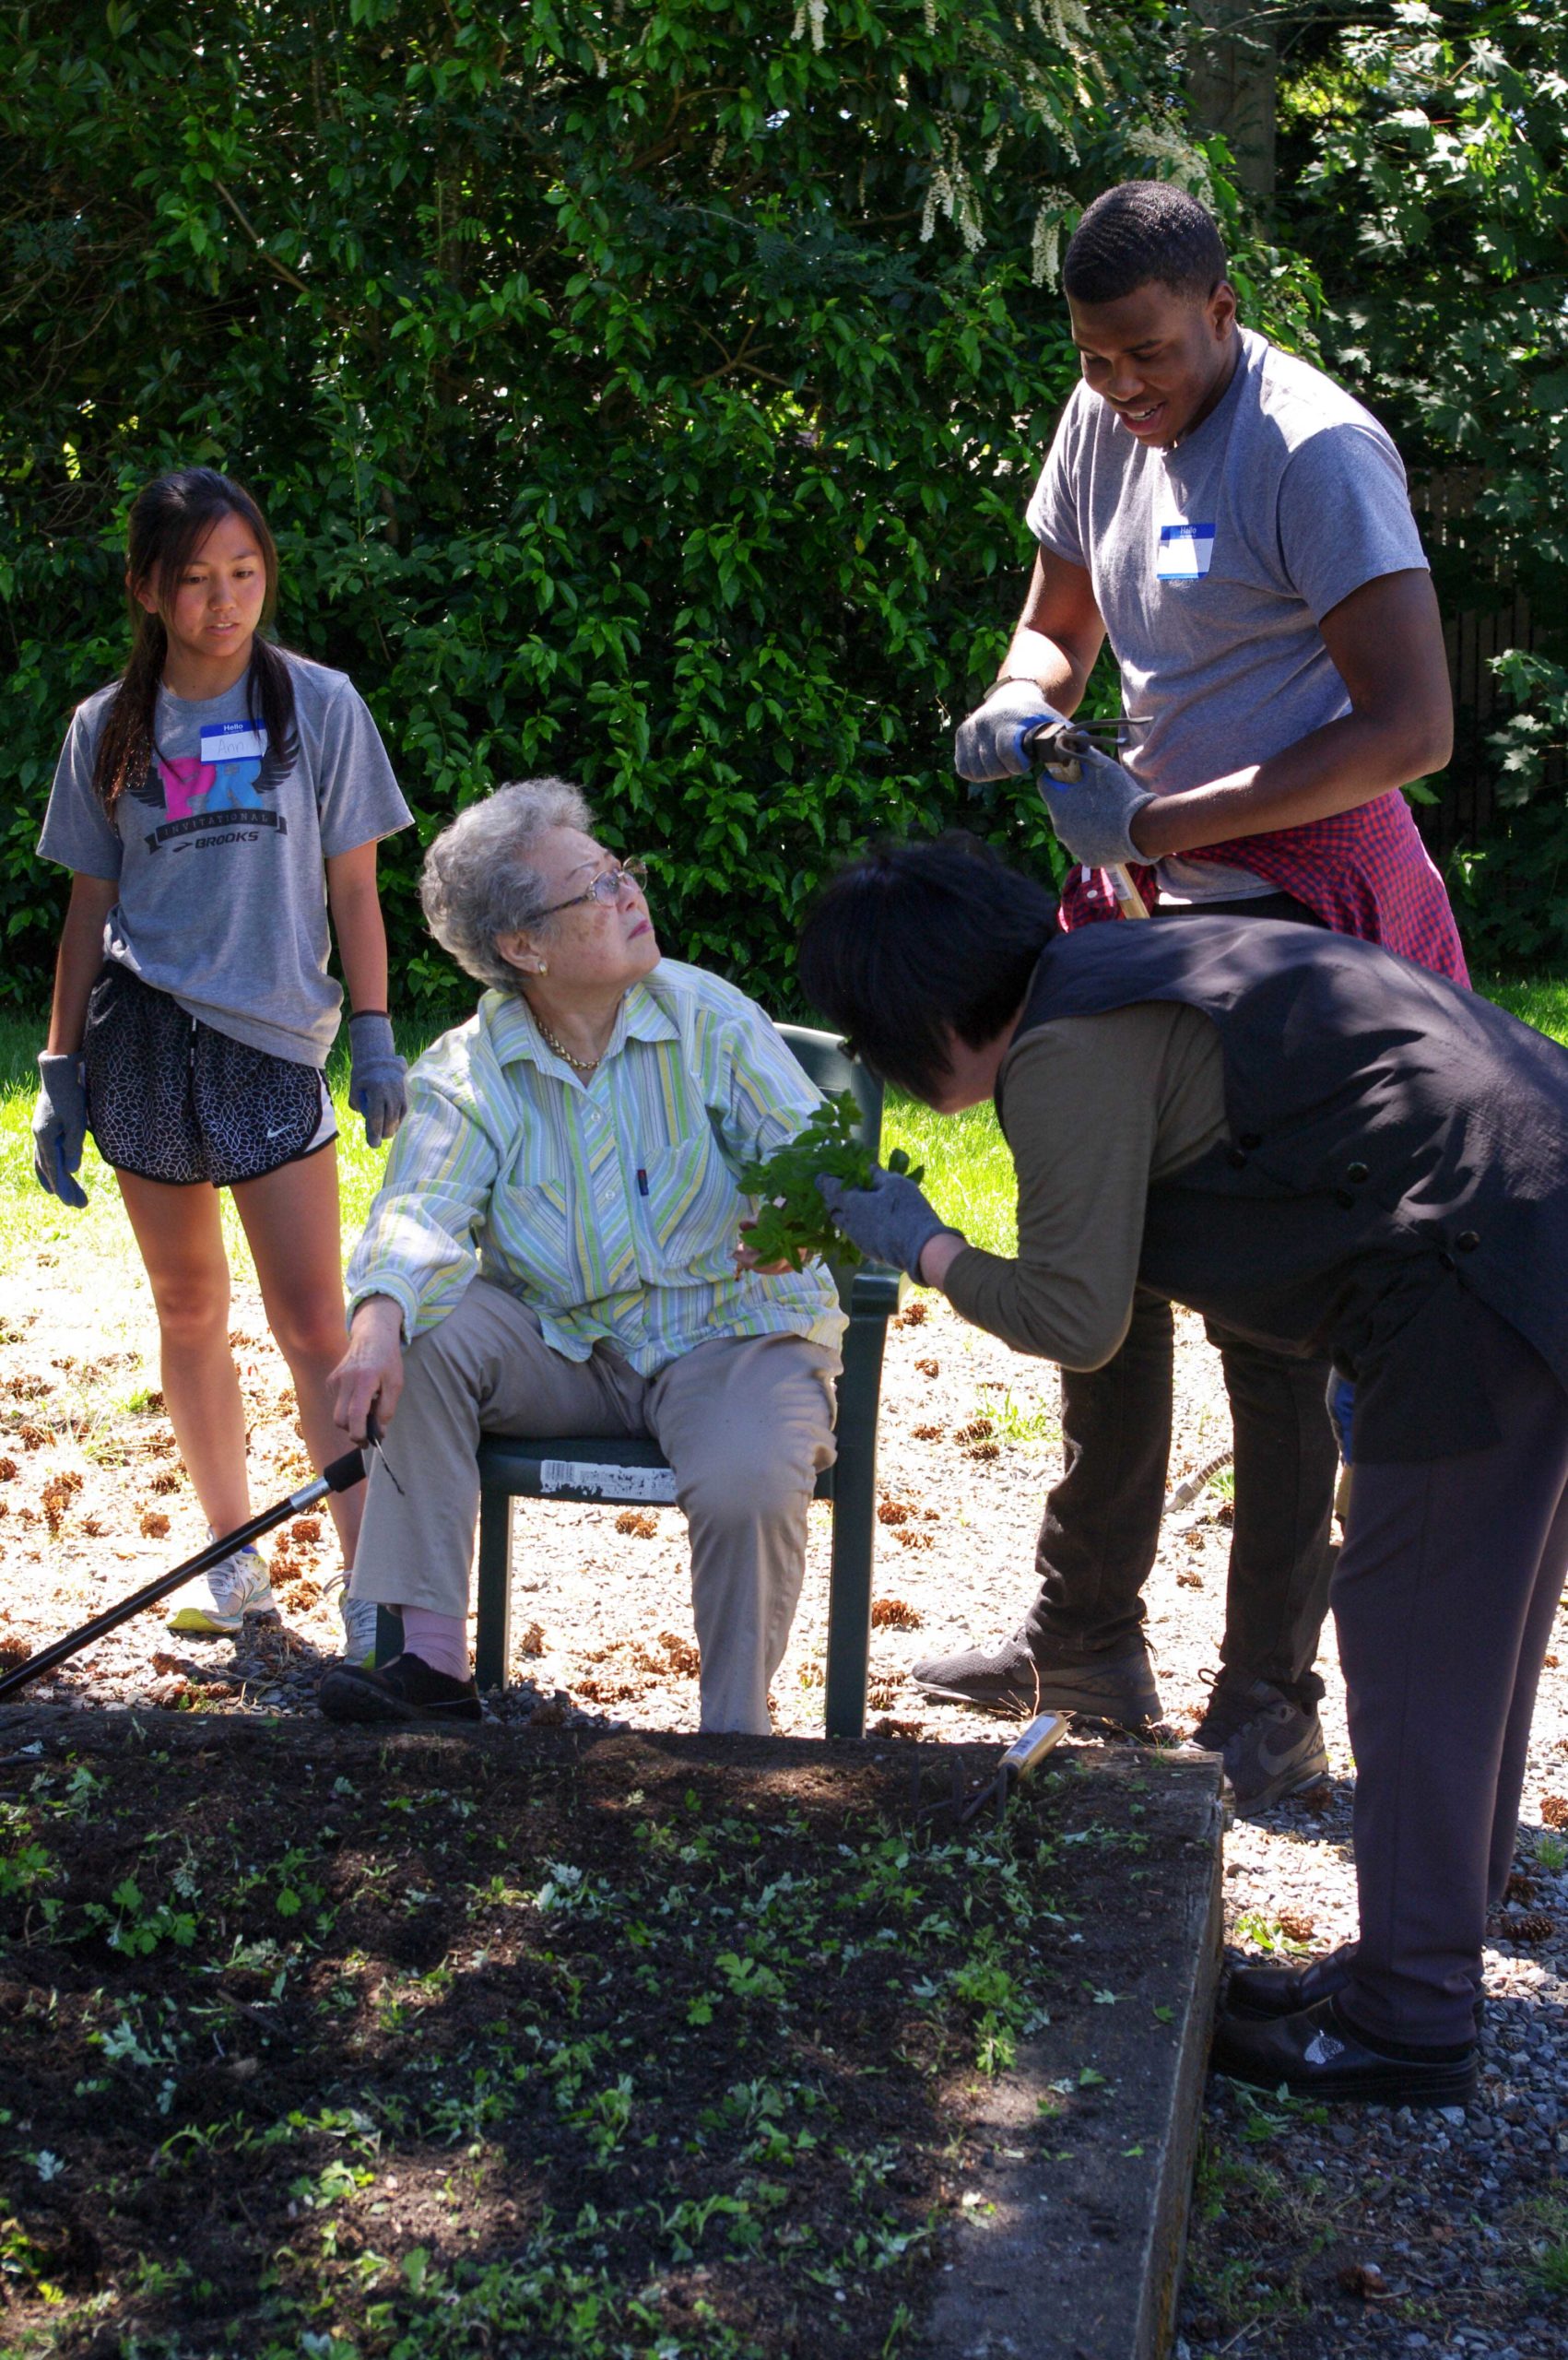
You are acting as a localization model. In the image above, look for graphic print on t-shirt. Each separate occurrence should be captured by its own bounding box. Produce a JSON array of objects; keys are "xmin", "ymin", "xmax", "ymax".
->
[
  {"xmin": 129, "ymin": 719, "xmax": 286, "ymax": 852},
  {"xmin": 1156, "ymin": 522, "xmax": 1216, "ymax": 581}
]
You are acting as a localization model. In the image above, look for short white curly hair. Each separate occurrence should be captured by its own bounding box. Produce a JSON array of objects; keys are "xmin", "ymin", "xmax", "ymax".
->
[{"xmin": 419, "ymin": 777, "xmax": 595, "ymax": 992}]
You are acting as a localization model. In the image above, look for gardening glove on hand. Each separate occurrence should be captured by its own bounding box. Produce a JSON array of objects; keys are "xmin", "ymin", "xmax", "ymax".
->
[
  {"xmin": 348, "ymin": 1013, "xmax": 407, "ymax": 1150},
  {"xmin": 1034, "ymin": 735, "xmax": 1156, "ymax": 870},
  {"xmin": 815, "ymin": 1169, "xmax": 961, "ymax": 1283},
  {"xmin": 954, "ymin": 680, "xmax": 1070, "ymax": 785},
  {"xmin": 32, "ymin": 1052, "xmax": 88, "ymax": 1210}
]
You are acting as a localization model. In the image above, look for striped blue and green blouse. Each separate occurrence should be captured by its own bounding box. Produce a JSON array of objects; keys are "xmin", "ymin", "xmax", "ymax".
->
[{"xmin": 346, "ymin": 960, "xmax": 845, "ymax": 1373}]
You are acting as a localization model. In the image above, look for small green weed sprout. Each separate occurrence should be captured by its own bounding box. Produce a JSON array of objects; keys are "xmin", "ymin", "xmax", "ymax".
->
[
  {"xmin": 0, "ymin": 1805, "xmax": 53, "ymax": 1899},
  {"xmin": 85, "ymin": 1878, "xmax": 197, "ymax": 1958},
  {"xmin": 985, "ymin": 1389, "xmax": 1058, "ymax": 1446},
  {"xmin": 1526, "ymin": 2192, "xmax": 1568, "ymax": 2295},
  {"xmin": 1234, "ymin": 1908, "xmax": 1312, "ymax": 1959}
]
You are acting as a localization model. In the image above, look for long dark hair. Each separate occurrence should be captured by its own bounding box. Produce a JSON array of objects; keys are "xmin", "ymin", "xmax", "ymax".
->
[{"xmin": 93, "ymin": 467, "xmax": 299, "ymax": 810}]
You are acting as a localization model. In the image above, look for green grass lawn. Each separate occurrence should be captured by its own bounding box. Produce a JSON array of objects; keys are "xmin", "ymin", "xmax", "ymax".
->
[
  {"xmin": 0, "ymin": 1014, "xmax": 401, "ymax": 1288},
  {"xmin": 1, "ymin": 969, "xmax": 1561, "ymax": 1287},
  {"xmin": 0, "ymin": 1012, "xmax": 1024, "ymax": 1280}
]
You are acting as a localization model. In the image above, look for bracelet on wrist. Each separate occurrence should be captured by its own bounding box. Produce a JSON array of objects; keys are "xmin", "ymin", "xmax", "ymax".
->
[{"xmin": 987, "ymin": 674, "xmax": 1054, "ymax": 699}]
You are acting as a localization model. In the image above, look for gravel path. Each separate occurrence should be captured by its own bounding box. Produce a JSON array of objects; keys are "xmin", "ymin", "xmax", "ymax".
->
[{"xmin": 1, "ymin": 1253, "xmax": 1564, "ymax": 2355}]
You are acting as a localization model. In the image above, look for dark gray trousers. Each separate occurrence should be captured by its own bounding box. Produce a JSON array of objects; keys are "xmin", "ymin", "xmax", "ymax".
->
[
  {"xmin": 1025, "ymin": 889, "xmax": 1338, "ymax": 1700},
  {"xmin": 1025, "ymin": 1287, "xmax": 1338, "ymax": 1693},
  {"xmin": 1337, "ymin": 1300, "xmax": 1568, "ymax": 2046}
]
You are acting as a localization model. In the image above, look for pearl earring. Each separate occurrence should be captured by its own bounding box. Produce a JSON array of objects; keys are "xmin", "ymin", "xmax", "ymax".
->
[{"xmin": 536, "ymin": 962, "xmax": 548, "ymax": 976}]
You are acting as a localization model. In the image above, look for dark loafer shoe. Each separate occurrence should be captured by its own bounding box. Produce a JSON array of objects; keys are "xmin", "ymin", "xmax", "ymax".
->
[
  {"xmin": 319, "ymin": 1650, "xmax": 481, "ymax": 1727},
  {"xmin": 1225, "ymin": 1941, "xmax": 1360, "ymax": 2019},
  {"xmin": 1227, "ymin": 1942, "xmax": 1485, "ymax": 2035},
  {"xmin": 910, "ymin": 1632, "xmax": 1160, "ymax": 1728},
  {"xmin": 1210, "ymin": 1994, "xmax": 1478, "ymax": 2107}
]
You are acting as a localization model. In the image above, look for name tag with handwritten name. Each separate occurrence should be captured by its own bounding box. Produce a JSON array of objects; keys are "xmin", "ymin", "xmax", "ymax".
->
[{"xmin": 199, "ymin": 719, "xmax": 267, "ymax": 765}]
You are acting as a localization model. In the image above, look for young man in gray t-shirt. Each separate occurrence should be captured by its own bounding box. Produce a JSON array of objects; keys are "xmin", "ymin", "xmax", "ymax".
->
[{"xmin": 921, "ymin": 181, "xmax": 1463, "ymax": 1814}]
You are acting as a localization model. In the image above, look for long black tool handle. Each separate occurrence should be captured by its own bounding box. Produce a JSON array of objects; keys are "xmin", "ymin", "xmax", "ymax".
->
[{"xmin": 0, "ymin": 1446, "xmax": 368, "ymax": 1704}]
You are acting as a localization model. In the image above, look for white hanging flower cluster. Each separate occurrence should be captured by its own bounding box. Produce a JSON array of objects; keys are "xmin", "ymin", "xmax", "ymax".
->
[
  {"xmin": 1125, "ymin": 117, "xmax": 1215, "ymax": 197},
  {"xmin": 791, "ymin": 0, "xmax": 828, "ymax": 53},
  {"xmin": 1032, "ymin": 0, "xmax": 1093, "ymax": 59},
  {"xmin": 1030, "ymin": 186, "xmax": 1078, "ymax": 286},
  {"xmin": 920, "ymin": 136, "xmax": 986, "ymax": 253}
]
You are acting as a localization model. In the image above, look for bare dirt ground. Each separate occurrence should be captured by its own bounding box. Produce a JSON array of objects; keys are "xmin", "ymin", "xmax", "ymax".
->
[{"xmin": 2, "ymin": 1248, "xmax": 1566, "ymax": 2354}]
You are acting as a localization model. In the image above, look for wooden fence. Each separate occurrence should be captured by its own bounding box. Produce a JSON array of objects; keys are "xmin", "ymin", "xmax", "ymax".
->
[{"xmin": 1412, "ymin": 471, "xmax": 1561, "ymax": 858}]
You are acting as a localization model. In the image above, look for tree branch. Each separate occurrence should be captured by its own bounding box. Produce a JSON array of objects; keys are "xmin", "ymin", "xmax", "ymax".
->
[{"xmin": 213, "ymin": 179, "xmax": 311, "ymax": 296}]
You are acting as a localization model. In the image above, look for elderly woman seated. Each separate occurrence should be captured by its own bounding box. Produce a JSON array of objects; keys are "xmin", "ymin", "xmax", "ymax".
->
[{"xmin": 318, "ymin": 778, "xmax": 844, "ymax": 1734}]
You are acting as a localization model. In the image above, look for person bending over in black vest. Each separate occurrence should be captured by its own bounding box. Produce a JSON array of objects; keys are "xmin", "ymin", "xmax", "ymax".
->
[{"xmin": 796, "ymin": 834, "xmax": 1568, "ymax": 2107}]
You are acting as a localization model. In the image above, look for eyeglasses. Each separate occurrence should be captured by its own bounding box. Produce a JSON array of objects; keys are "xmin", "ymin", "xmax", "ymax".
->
[{"xmin": 536, "ymin": 857, "xmax": 649, "ymax": 919}]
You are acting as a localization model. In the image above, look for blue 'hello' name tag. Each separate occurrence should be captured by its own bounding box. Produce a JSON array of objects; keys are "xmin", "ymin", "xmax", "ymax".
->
[
  {"xmin": 199, "ymin": 719, "xmax": 267, "ymax": 765},
  {"xmin": 1156, "ymin": 523, "xmax": 1216, "ymax": 581}
]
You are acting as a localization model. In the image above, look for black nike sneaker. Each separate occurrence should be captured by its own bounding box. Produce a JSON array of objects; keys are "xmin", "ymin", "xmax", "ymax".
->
[
  {"xmin": 1181, "ymin": 1670, "xmax": 1328, "ymax": 1817},
  {"xmin": 909, "ymin": 1630, "xmax": 1160, "ymax": 1728}
]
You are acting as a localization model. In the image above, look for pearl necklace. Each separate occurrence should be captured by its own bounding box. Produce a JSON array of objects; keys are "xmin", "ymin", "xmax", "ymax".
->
[{"xmin": 536, "ymin": 1014, "xmax": 601, "ymax": 1073}]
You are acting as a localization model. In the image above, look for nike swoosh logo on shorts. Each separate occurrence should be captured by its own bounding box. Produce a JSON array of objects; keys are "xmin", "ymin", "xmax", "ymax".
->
[{"xmin": 266, "ymin": 1127, "xmax": 287, "ymax": 1139}]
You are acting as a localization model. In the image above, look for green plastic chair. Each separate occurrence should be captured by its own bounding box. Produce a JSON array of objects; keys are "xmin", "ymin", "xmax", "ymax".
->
[{"xmin": 380, "ymin": 1024, "xmax": 903, "ymax": 1737}]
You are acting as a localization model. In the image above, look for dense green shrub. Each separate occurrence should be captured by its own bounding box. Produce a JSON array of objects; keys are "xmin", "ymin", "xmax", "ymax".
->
[
  {"xmin": 1276, "ymin": 2, "xmax": 1568, "ymax": 966},
  {"xmin": 1, "ymin": 0, "xmax": 1314, "ymax": 1019}
]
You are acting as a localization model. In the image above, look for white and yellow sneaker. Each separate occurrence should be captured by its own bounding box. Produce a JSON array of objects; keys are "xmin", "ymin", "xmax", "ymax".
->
[{"xmin": 166, "ymin": 1543, "xmax": 277, "ymax": 1636}]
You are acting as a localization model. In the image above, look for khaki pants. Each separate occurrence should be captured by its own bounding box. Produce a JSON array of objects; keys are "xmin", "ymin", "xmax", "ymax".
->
[{"xmin": 350, "ymin": 1279, "xmax": 840, "ymax": 1734}]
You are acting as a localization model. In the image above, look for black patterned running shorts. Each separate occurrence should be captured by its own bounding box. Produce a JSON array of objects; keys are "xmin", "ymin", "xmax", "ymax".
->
[{"xmin": 82, "ymin": 962, "xmax": 336, "ymax": 1187}]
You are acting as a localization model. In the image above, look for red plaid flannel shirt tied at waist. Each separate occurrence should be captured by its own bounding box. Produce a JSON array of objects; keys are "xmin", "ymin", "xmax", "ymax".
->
[{"xmin": 1057, "ymin": 788, "xmax": 1468, "ymax": 985}]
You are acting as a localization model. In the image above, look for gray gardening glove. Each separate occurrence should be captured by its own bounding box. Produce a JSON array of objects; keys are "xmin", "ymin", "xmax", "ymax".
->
[
  {"xmin": 32, "ymin": 1052, "xmax": 89, "ymax": 1210},
  {"xmin": 955, "ymin": 680, "xmax": 1070, "ymax": 785},
  {"xmin": 815, "ymin": 1169, "xmax": 961, "ymax": 1283},
  {"xmin": 348, "ymin": 1013, "xmax": 407, "ymax": 1149},
  {"xmin": 1034, "ymin": 735, "xmax": 1156, "ymax": 869}
]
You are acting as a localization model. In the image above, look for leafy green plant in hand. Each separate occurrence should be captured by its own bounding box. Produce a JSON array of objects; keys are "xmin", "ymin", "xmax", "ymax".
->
[{"xmin": 737, "ymin": 1092, "xmax": 922, "ymax": 1271}]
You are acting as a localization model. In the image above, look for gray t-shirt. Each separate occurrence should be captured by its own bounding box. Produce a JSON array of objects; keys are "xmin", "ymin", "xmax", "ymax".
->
[
  {"xmin": 1024, "ymin": 327, "xmax": 1430, "ymax": 902},
  {"xmin": 39, "ymin": 649, "xmax": 412, "ymax": 1067}
]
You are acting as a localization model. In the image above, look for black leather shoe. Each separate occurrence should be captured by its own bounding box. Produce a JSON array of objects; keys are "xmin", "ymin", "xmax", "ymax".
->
[
  {"xmin": 319, "ymin": 1650, "xmax": 481, "ymax": 1726},
  {"xmin": 1226, "ymin": 1941, "xmax": 1360, "ymax": 2019},
  {"xmin": 1226, "ymin": 1942, "xmax": 1485, "ymax": 2034},
  {"xmin": 910, "ymin": 1631, "xmax": 1160, "ymax": 1727},
  {"xmin": 1210, "ymin": 1994, "xmax": 1477, "ymax": 2106}
]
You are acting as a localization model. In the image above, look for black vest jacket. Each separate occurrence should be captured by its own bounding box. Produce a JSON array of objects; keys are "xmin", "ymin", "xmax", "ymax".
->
[{"xmin": 1010, "ymin": 918, "xmax": 1568, "ymax": 1461}]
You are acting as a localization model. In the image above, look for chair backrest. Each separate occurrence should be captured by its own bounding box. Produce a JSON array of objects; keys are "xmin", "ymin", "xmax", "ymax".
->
[{"xmin": 775, "ymin": 1022, "xmax": 882, "ymax": 1160}]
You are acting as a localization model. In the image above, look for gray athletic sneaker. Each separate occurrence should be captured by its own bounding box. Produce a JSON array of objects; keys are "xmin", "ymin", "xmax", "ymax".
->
[
  {"xmin": 910, "ymin": 1631, "xmax": 1161, "ymax": 1727},
  {"xmin": 166, "ymin": 1543, "xmax": 276, "ymax": 1636},
  {"xmin": 1182, "ymin": 1671, "xmax": 1328, "ymax": 1818},
  {"xmin": 336, "ymin": 1587, "xmax": 380, "ymax": 1669}
]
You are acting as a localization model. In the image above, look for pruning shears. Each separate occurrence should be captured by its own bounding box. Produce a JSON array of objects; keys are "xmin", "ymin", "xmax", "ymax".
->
[
  {"xmin": 364, "ymin": 1406, "xmax": 406, "ymax": 1496},
  {"xmin": 1023, "ymin": 715, "xmax": 1152, "ymax": 925}
]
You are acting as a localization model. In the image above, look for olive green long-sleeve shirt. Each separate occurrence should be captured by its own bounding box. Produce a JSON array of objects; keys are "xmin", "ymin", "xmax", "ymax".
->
[{"xmin": 943, "ymin": 1002, "xmax": 1228, "ymax": 1369}]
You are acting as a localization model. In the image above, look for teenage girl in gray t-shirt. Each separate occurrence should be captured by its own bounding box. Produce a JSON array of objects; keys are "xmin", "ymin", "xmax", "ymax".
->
[{"xmin": 32, "ymin": 466, "xmax": 413, "ymax": 1655}]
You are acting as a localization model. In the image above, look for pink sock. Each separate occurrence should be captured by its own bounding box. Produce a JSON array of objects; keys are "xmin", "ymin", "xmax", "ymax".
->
[{"xmin": 399, "ymin": 1608, "xmax": 470, "ymax": 1683}]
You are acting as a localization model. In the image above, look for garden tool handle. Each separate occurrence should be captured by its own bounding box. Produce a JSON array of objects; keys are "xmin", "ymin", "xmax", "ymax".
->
[
  {"xmin": 1023, "ymin": 723, "xmax": 1150, "ymax": 923},
  {"xmin": 0, "ymin": 1448, "xmax": 369, "ymax": 1702}
]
